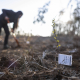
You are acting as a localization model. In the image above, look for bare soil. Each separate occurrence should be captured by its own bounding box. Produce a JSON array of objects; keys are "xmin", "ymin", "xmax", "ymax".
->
[{"xmin": 0, "ymin": 35, "xmax": 80, "ymax": 80}]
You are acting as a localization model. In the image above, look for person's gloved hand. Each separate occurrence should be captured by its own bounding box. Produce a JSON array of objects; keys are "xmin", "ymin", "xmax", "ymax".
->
[
  {"xmin": 5, "ymin": 16, "xmax": 9, "ymax": 20},
  {"xmin": 5, "ymin": 16, "xmax": 10, "ymax": 23},
  {"xmin": 11, "ymin": 28, "xmax": 14, "ymax": 33}
]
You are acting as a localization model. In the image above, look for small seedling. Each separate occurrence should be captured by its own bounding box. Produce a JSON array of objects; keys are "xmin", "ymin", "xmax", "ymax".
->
[{"xmin": 52, "ymin": 19, "xmax": 61, "ymax": 52}]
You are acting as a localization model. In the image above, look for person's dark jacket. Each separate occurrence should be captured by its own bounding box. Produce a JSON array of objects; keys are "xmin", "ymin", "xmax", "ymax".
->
[{"xmin": 0, "ymin": 9, "xmax": 23, "ymax": 31}]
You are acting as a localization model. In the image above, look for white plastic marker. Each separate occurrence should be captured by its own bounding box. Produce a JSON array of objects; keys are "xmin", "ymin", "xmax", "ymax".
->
[
  {"xmin": 24, "ymin": 38, "xmax": 30, "ymax": 44},
  {"xmin": 58, "ymin": 54, "xmax": 72, "ymax": 66},
  {"xmin": 26, "ymin": 41, "xmax": 30, "ymax": 44}
]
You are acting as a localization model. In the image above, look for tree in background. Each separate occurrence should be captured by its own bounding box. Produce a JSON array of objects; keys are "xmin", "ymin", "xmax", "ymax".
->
[
  {"xmin": 33, "ymin": 0, "xmax": 80, "ymax": 36},
  {"xmin": 33, "ymin": 1, "xmax": 50, "ymax": 24}
]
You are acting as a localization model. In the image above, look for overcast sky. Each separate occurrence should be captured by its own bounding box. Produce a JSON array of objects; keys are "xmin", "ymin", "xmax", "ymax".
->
[{"xmin": 0, "ymin": 0, "xmax": 77, "ymax": 36}]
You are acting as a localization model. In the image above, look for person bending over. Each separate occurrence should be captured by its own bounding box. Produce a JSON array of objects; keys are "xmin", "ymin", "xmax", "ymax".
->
[{"xmin": 0, "ymin": 9, "xmax": 23, "ymax": 49}]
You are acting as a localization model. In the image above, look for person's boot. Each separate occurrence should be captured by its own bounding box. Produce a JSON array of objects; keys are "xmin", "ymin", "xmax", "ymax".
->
[{"xmin": 3, "ymin": 45, "xmax": 10, "ymax": 49}]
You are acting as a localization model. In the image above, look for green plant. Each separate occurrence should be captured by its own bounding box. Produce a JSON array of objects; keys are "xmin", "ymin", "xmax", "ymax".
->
[{"xmin": 52, "ymin": 19, "xmax": 61, "ymax": 52}]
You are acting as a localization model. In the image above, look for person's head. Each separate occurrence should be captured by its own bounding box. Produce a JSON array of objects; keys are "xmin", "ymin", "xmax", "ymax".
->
[{"xmin": 16, "ymin": 11, "xmax": 23, "ymax": 18}]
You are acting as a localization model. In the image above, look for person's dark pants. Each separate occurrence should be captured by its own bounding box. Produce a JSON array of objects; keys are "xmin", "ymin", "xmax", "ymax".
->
[
  {"xmin": 0, "ymin": 15, "xmax": 10, "ymax": 47},
  {"xmin": 3, "ymin": 25, "xmax": 10, "ymax": 46}
]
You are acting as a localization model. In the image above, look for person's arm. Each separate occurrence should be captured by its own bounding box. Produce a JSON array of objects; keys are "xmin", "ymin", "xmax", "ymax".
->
[
  {"xmin": 13, "ymin": 18, "xmax": 19, "ymax": 32},
  {"xmin": 0, "ymin": 27, "xmax": 1, "ymax": 35},
  {"xmin": 12, "ymin": 11, "xmax": 23, "ymax": 32}
]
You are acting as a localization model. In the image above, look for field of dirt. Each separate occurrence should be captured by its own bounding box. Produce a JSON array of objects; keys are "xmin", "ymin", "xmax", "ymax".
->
[{"xmin": 0, "ymin": 35, "xmax": 80, "ymax": 80}]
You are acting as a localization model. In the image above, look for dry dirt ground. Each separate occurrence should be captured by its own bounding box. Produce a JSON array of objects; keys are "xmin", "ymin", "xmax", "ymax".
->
[{"xmin": 0, "ymin": 35, "xmax": 80, "ymax": 80}]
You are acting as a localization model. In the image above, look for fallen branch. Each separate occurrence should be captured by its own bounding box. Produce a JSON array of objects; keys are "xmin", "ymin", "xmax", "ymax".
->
[
  {"xmin": 0, "ymin": 57, "xmax": 22, "ymax": 78},
  {"xmin": 0, "ymin": 72, "xmax": 13, "ymax": 75},
  {"xmin": 28, "ymin": 61, "xmax": 49, "ymax": 70},
  {"xmin": 33, "ymin": 58, "xmax": 49, "ymax": 70},
  {"xmin": 8, "ymin": 57, "xmax": 21, "ymax": 69}
]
